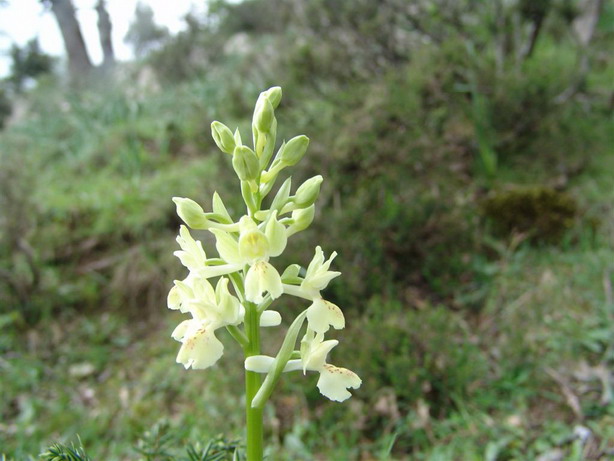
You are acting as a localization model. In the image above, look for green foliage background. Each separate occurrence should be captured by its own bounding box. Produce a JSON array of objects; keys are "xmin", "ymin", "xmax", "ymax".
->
[{"xmin": 1, "ymin": 0, "xmax": 613, "ymax": 459}]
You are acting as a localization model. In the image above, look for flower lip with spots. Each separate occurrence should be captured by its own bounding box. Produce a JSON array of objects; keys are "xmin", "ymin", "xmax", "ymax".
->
[{"xmin": 245, "ymin": 329, "xmax": 361, "ymax": 402}]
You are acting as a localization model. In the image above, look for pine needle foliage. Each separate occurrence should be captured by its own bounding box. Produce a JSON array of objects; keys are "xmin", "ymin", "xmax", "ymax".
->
[
  {"xmin": 38, "ymin": 432, "xmax": 243, "ymax": 461},
  {"xmin": 134, "ymin": 421, "xmax": 175, "ymax": 460},
  {"xmin": 39, "ymin": 442, "xmax": 91, "ymax": 461},
  {"xmin": 183, "ymin": 437, "xmax": 243, "ymax": 461},
  {"xmin": 133, "ymin": 422, "xmax": 243, "ymax": 461}
]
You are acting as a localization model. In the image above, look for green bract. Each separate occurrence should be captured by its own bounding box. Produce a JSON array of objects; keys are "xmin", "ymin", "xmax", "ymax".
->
[{"xmin": 168, "ymin": 87, "xmax": 361, "ymax": 461}]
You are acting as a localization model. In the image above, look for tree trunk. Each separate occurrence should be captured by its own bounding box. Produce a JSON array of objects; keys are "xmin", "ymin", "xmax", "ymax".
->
[
  {"xmin": 522, "ymin": 14, "xmax": 546, "ymax": 60},
  {"xmin": 573, "ymin": 0, "xmax": 604, "ymax": 46},
  {"xmin": 49, "ymin": 0, "xmax": 93, "ymax": 78},
  {"xmin": 95, "ymin": 0, "xmax": 115, "ymax": 68},
  {"xmin": 555, "ymin": 0, "xmax": 605, "ymax": 103}
]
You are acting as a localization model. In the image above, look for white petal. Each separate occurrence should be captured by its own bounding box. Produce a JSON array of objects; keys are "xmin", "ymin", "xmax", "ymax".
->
[
  {"xmin": 173, "ymin": 250, "xmax": 202, "ymax": 272},
  {"xmin": 261, "ymin": 262, "xmax": 283, "ymax": 299},
  {"xmin": 244, "ymin": 355, "xmax": 275, "ymax": 373},
  {"xmin": 301, "ymin": 331, "xmax": 338, "ymax": 372},
  {"xmin": 238, "ymin": 217, "xmax": 267, "ymax": 263},
  {"xmin": 191, "ymin": 277, "xmax": 216, "ymax": 303},
  {"xmin": 216, "ymin": 278, "xmax": 243, "ymax": 325},
  {"xmin": 167, "ymin": 285, "xmax": 181, "ymax": 310},
  {"xmin": 260, "ymin": 310, "xmax": 282, "ymax": 327},
  {"xmin": 176, "ymin": 323, "xmax": 224, "ymax": 370},
  {"xmin": 173, "ymin": 279, "xmax": 195, "ymax": 314},
  {"xmin": 185, "ymin": 301, "xmax": 218, "ymax": 322},
  {"xmin": 174, "ymin": 277, "xmax": 194, "ymax": 294},
  {"xmin": 171, "ymin": 320, "xmax": 191, "ymax": 341},
  {"xmin": 301, "ymin": 247, "xmax": 340, "ymax": 294},
  {"xmin": 283, "ymin": 359, "xmax": 303, "ymax": 372},
  {"xmin": 239, "ymin": 215, "xmax": 258, "ymax": 233},
  {"xmin": 245, "ymin": 261, "xmax": 283, "ymax": 303},
  {"xmin": 306, "ymin": 298, "xmax": 345, "ymax": 334},
  {"xmin": 305, "ymin": 246, "xmax": 325, "ymax": 276},
  {"xmin": 316, "ymin": 364, "xmax": 362, "ymax": 402},
  {"xmin": 244, "ymin": 265, "xmax": 261, "ymax": 303},
  {"xmin": 282, "ymin": 283, "xmax": 313, "ymax": 301},
  {"xmin": 321, "ymin": 251, "xmax": 337, "ymax": 271},
  {"xmin": 210, "ymin": 229, "xmax": 242, "ymax": 264},
  {"xmin": 305, "ymin": 270, "xmax": 341, "ymax": 292},
  {"xmin": 175, "ymin": 226, "xmax": 207, "ymax": 270},
  {"xmin": 245, "ymin": 356, "xmax": 304, "ymax": 373},
  {"xmin": 265, "ymin": 211, "xmax": 287, "ymax": 257}
]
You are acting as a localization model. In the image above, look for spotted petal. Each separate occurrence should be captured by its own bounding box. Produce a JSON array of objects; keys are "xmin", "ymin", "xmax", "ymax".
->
[
  {"xmin": 174, "ymin": 319, "xmax": 224, "ymax": 370},
  {"xmin": 316, "ymin": 364, "xmax": 362, "ymax": 402},
  {"xmin": 306, "ymin": 298, "xmax": 345, "ymax": 334}
]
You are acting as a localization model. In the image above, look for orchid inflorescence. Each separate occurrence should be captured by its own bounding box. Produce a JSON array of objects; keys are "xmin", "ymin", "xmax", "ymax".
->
[{"xmin": 167, "ymin": 87, "xmax": 361, "ymax": 416}]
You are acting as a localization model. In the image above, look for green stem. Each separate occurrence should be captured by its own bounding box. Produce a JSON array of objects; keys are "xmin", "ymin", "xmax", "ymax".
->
[
  {"xmin": 244, "ymin": 302, "xmax": 263, "ymax": 461},
  {"xmin": 241, "ymin": 181, "xmax": 258, "ymax": 217},
  {"xmin": 226, "ymin": 325, "xmax": 249, "ymax": 348},
  {"xmin": 228, "ymin": 272, "xmax": 246, "ymax": 302}
]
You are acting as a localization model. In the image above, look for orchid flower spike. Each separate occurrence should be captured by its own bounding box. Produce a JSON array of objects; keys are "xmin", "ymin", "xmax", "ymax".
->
[{"xmin": 167, "ymin": 87, "xmax": 361, "ymax": 424}]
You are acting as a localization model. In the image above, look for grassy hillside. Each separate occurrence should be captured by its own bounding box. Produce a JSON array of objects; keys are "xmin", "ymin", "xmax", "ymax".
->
[{"xmin": 1, "ymin": 1, "xmax": 613, "ymax": 459}]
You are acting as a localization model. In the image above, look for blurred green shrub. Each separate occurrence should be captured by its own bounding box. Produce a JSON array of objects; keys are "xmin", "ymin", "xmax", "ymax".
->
[
  {"xmin": 287, "ymin": 48, "xmax": 482, "ymax": 304},
  {"xmin": 482, "ymin": 186, "xmax": 578, "ymax": 243},
  {"xmin": 303, "ymin": 299, "xmax": 490, "ymax": 446},
  {"xmin": 7, "ymin": 39, "xmax": 54, "ymax": 93},
  {"xmin": 0, "ymin": 78, "xmax": 242, "ymax": 324},
  {"xmin": 353, "ymin": 303, "xmax": 487, "ymax": 414}
]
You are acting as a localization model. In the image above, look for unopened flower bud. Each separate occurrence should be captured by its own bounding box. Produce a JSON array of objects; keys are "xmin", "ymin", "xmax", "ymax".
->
[
  {"xmin": 172, "ymin": 197, "xmax": 210, "ymax": 229},
  {"xmin": 254, "ymin": 97, "xmax": 275, "ymax": 133},
  {"xmin": 264, "ymin": 87, "xmax": 282, "ymax": 109},
  {"xmin": 294, "ymin": 175, "xmax": 323, "ymax": 207},
  {"xmin": 232, "ymin": 146, "xmax": 260, "ymax": 181},
  {"xmin": 211, "ymin": 121, "xmax": 236, "ymax": 154},
  {"xmin": 280, "ymin": 135, "xmax": 309, "ymax": 166},
  {"xmin": 287, "ymin": 205, "xmax": 315, "ymax": 236}
]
